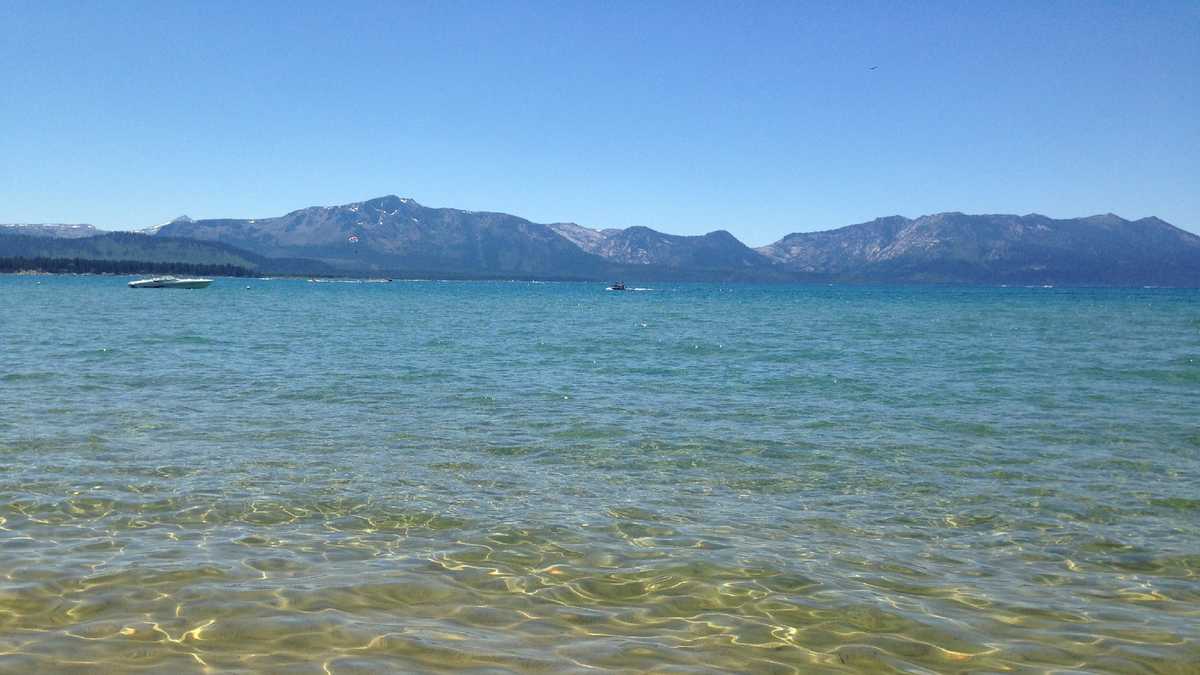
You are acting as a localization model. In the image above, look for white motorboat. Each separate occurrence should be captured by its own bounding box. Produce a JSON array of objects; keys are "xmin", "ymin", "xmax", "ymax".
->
[{"xmin": 128, "ymin": 276, "xmax": 213, "ymax": 289}]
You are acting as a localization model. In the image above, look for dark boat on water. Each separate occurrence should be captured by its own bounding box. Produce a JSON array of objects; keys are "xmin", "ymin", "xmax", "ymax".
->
[{"xmin": 609, "ymin": 281, "xmax": 626, "ymax": 291}]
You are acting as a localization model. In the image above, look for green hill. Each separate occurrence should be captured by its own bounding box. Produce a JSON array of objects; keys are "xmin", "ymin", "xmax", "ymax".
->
[{"xmin": 0, "ymin": 232, "xmax": 335, "ymax": 276}]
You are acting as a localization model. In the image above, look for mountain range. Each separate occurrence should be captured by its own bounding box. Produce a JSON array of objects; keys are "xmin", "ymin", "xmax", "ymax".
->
[
  {"xmin": 0, "ymin": 223, "xmax": 99, "ymax": 238},
  {"xmin": 3, "ymin": 196, "xmax": 1198, "ymax": 285}
]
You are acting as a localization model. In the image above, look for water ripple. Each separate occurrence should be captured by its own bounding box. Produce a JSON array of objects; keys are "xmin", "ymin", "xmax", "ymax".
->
[{"xmin": 0, "ymin": 278, "xmax": 1197, "ymax": 672}]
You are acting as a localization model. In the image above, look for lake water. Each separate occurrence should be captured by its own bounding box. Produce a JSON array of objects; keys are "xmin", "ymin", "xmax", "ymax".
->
[{"xmin": 1, "ymin": 276, "xmax": 1197, "ymax": 673}]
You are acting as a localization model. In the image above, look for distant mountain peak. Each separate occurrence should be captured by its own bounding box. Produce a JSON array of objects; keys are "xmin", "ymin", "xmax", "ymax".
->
[
  {"xmin": 139, "ymin": 215, "xmax": 192, "ymax": 235},
  {"xmin": 361, "ymin": 195, "xmax": 419, "ymax": 210},
  {"xmin": 1083, "ymin": 213, "xmax": 1127, "ymax": 225},
  {"xmin": 705, "ymin": 229, "xmax": 739, "ymax": 241}
]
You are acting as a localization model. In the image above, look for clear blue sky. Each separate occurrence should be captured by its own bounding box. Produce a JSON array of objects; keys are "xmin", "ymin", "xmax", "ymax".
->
[{"xmin": 1, "ymin": 1, "xmax": 1197, "ymax": 244}]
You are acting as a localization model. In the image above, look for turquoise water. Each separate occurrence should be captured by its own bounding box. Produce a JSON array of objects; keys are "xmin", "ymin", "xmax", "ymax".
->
[{"xmin": 1, "ymin": 276, "xmax": 1198, "ymax": 673}]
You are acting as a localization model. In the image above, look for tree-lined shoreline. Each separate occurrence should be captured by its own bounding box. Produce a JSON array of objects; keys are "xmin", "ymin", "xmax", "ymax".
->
[{"xmin": 0, "ymin": 256, "xmax": 252, "ymax": 277}]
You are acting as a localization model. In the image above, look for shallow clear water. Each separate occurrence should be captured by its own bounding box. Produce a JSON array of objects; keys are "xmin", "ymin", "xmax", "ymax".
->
[{"xmin": 1, "ymin": 276, "xmax": 1197, "ymax": 673}]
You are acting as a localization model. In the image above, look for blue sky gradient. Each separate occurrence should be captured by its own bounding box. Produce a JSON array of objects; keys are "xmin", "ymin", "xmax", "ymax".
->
[{"xmin": 2, "ymin": 0, "xmax": 1197, "ymax": 244}]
